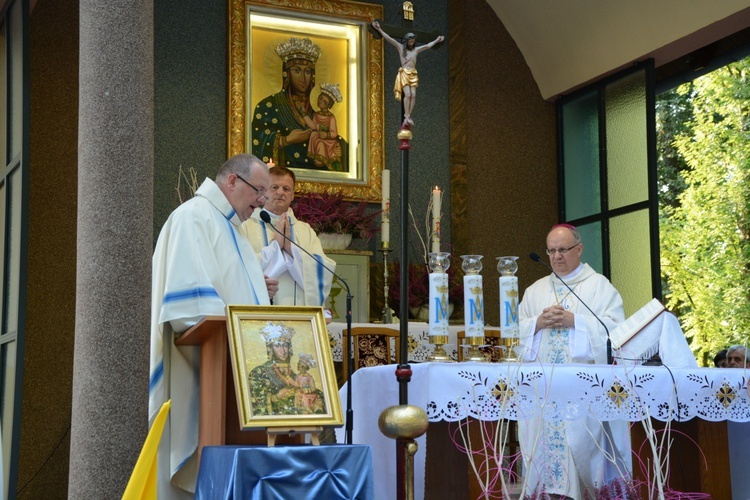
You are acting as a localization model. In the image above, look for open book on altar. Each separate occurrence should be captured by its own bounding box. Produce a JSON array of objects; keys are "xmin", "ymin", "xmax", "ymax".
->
[
  {"xmin": 611, "ymin": 298, "xmax": 697, "ymax": 368},
  {"xmin": 610, "ymin": 298, "xmax": 666, "ymax": 350}
]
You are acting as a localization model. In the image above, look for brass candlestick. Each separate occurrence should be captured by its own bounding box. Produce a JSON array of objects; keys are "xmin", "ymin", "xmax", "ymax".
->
[
  {"xmin": 427, "ymin": 335, "xmax": 453, "ymax": 362},
  {"xmin": 507, "ymin": 338, "xmax": 520, "ymax": 361},
  {"xmin": 500, "ymin": 337, "xmax": 520, "ymax": 362},
  {"xmin": 462, "ymin": 336, "xmax": 486, "ymax": 362}
]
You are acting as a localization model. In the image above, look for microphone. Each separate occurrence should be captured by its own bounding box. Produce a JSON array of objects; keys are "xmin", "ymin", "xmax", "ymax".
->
[
  {"xmin": 260, "ymin": 210, "xmax": 356, "ymax": 443},
  {"xmin": 529, "ymin": 252, "xmax": 614, "ymax": 365}
]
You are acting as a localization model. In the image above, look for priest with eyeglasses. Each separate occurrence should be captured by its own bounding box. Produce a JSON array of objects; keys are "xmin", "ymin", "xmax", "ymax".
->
[{"xmin": 517, "ymin": 223, "xmax": 630, "ymax": 499}]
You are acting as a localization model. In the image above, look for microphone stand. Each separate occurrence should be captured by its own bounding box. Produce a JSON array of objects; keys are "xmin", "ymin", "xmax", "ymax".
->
[
  {"xmin": 529, "ymin": 252, "xmax": 614, "ymax": 365},
  {"xmin": 344, "ymin": 291, "xmax": 353, "ymax": 443},
  {"xmin": 260, "ymin": 212, "xmax": 356, "ymax": 442}
]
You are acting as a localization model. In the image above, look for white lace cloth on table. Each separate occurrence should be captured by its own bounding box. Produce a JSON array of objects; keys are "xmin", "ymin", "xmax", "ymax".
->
[
  {"xmin": 402, "ymin": 362, "xmax": 750, "ymax": 423},
  {"xmin": 336, "ymin": 362, "xmax": 750, "ymax": 500}
]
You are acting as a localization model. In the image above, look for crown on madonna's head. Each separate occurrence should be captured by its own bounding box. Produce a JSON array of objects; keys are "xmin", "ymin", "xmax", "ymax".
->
[
  {"xmin": 319, "ymin": 82, "xmax": 343, "ymax": 103},
  {"xmin": 260, "ymin": 322, "xmax": 295, "ymax": 344},
  {"xmin": 276, "ymin": 37, "xmax": 321, "ymax": 67},
  {"xmin": 298, "ymin": 352, "xmax": 316, "ymax": 368}
]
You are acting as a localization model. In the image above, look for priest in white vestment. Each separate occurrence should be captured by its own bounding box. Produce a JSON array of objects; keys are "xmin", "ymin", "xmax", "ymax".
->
[
  {"xmin": 240, "ymin": 166, "xmax": 335, "ymax": 309},
  {"xmin": 518, "ymin": 224, "xmax": 631, "ymax": 498},
  {"xmin": 148, "ymin": 154, "xmax": 278, "ymax": 499}
]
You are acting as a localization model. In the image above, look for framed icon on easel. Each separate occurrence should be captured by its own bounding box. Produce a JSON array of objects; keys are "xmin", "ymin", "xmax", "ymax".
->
[{"xmin": 225, "ymin": 304, "xmax": 343, "ymax": 430}]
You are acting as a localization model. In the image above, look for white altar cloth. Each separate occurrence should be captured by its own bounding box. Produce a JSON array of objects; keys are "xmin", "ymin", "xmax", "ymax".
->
[{"xmin": 337, "ymin": 362, "xmax": 750, "ymax": 500}]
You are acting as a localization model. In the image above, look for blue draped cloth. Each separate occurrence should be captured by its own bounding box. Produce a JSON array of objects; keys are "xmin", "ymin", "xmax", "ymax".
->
[{"xmin": 195, "ymin": 445, "xmax": 374, "ymax": 500}]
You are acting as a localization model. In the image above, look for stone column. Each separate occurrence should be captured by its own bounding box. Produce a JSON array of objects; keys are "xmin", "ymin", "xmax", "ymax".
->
[{"xmin": 69, "ymin": 1, "xmax": 154, "ymax": 497}]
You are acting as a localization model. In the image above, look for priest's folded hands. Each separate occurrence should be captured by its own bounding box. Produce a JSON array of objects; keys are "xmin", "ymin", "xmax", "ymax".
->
[{"xmin": 536, "ymin": 304, "xmax": 574, "ymax": 331}]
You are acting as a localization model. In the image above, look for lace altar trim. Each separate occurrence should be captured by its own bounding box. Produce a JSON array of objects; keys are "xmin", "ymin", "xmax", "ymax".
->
[{"xmin": 404, "ymin": 363, "xmax": 750, "ymax": 423}]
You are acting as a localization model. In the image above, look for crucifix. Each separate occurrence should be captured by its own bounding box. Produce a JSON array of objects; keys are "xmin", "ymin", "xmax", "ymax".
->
[
  {"xmin": 365, "ymin": 6, "xmax": 444, "ymax": 500},
  {"xmin": 369, "ymin": 17, "xmax": 444, "ymax": 127}
]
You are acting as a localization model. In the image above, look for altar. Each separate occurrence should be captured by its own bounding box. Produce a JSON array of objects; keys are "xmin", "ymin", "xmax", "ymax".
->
[{"xmin": 337, "ymin": 362, "xmax": 750, "ymax": 499}]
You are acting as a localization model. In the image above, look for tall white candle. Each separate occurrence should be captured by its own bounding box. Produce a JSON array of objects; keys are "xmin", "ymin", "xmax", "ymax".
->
[
  {"xmin": 429, "ymin": 272, "xmax": 450, "ymax": 336},
  {"xmin": 381, "ymin": 169, "xmax": 390, "ymax": 246},
  {"xmin": 499, "ymin": 275, "xmax": 520, "ymax": 338},
  {"xmin": 431, "ymin": 186, "xmax": 441, "ymax": 253},
  {"xmin": 463, "ymin": 274, "xmax": 484, "ymax": 337}
]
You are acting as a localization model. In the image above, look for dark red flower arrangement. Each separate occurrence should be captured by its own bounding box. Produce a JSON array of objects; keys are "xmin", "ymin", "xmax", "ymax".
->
[{"xmin": 292, "ymin": 190, "xmax": 381, "ymax": 242}]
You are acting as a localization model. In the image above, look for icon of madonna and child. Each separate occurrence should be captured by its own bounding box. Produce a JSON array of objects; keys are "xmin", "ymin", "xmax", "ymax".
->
[
  {"xmin": 252, "ymin": 37, "xmax": 348, "ymax": 172},
  {"xmin": 248, "ymin": 321, "xmax": 327, "ymax": 416}
]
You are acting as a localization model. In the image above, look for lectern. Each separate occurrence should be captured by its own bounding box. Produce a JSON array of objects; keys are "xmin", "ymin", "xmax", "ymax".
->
[{"xmin": 174, "ymin": 316, "xmax": 301, "ymax": 460}]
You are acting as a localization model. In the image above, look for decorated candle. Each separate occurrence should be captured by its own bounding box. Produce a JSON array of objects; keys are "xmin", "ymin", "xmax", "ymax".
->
[
  {"xmin": 428, "ymin": 252, "xmax": 452, "ymax": 337},
  {"xmin": 461, "ymin": 255, "xmax": 485, "ymax": 337},
  {"xmin": 497, "ymin": 256, "xmax": 520, "ymax": 339}
]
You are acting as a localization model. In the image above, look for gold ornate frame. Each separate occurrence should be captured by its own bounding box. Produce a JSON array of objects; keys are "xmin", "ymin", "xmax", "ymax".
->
[
  {"xmin": 229, "ymin": 0, "xmax": 384, "ymax": 202},
  {"xmin": 226, "ymin": 305, "xmax": 343, "ymax": 429}
]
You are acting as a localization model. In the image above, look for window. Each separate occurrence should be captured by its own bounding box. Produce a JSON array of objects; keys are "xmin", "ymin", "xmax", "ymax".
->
[
  {"xmin": 0, "ymin": 0, "xmax": 29, "ymax": 496},
  {"xmin": 557, "ymin": 61, "xmax": 659, "ymax": 316}
]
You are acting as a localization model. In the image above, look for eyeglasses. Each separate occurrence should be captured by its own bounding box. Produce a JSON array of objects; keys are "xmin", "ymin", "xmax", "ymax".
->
[
  {"xmin": 235, "ymin": 174, "xmax": 267, "ymax": 199},
  {"xmin": 546, "ymin": 243, "xmax": 580, "ymax": 256}
]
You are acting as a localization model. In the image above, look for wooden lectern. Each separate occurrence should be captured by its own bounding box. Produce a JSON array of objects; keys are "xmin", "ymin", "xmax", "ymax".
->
[{"xmin": 174, "ymin": 316, "xmax": 301, "ymax": 460}]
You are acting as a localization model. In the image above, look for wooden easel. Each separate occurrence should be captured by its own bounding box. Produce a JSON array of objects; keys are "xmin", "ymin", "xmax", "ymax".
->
[{"xmin": 267, "ymin": 426, "xmax": 323, "ymax": 447}]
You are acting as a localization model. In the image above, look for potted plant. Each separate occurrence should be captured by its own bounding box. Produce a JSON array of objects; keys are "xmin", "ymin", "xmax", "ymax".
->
[{"xmin": 292, "ymin": 190, "xmax": 381, "ymax": 249}]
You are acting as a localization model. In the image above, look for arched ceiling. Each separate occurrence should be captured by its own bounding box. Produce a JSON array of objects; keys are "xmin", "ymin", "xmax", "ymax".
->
[{"xmin": 485, "ymin": 0, "xmax": 750, "ymax": 100}]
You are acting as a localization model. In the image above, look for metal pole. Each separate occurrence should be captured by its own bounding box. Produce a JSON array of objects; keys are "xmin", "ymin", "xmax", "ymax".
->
[{"xmin": 397, "ymin": 126, "xmax": 413, "ymax": 405}]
